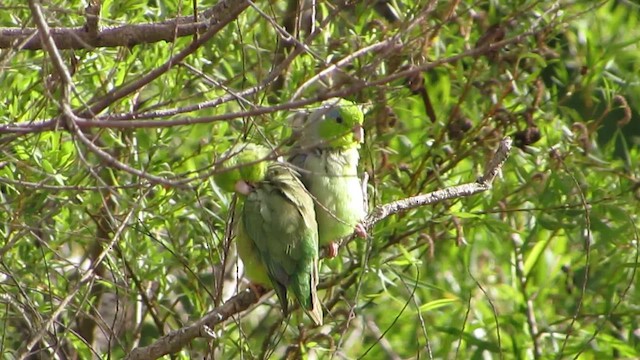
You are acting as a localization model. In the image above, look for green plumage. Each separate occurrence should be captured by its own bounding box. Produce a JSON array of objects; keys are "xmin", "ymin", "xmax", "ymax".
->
[
  {"xmin": 235, "ymin": 215, "xmax": 271, "ymax": 287},
  {"xmin": 214, "ymin": 143, "xmax": 269, "ymax": 193},
  {"xmin": 242, "ymin": 163, "xmax": 322, "ymax": 325},
  {"xmin": 290, "ymin": 98, "xmax": 366, "ymax": 252},
  {"xmin": 214, "ymin": 144, "xmax": 323, "ymax": 325},
  {"xmin": 214, "ymin": 143, "xmax": 272, "ymax": 287}
]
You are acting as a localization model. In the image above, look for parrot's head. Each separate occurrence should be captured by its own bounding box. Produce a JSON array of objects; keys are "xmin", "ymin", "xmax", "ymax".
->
[
  {"xmin": 296, "ymin": 98, "xmax": 364, "ymax": 149},
  {"xmin": 214, "ymin": 143, "xmax": 269, "ymax": 196}
]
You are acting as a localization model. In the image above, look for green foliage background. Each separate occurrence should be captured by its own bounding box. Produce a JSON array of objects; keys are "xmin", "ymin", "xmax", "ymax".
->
[{"xmin": 1, "ymin": 0, "xmax": 639, "ymax": 358}]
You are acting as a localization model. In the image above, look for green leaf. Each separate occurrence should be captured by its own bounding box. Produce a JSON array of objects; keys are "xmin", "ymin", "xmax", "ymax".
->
[{"xmin": 417, "ymin": 297, "xmax": 460, "ymax": 313}]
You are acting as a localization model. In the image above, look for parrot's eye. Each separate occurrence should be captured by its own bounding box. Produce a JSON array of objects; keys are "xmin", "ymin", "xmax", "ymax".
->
[{"xmin": 335, "ymin": 116, "xmax": 344, "ymax": 124}]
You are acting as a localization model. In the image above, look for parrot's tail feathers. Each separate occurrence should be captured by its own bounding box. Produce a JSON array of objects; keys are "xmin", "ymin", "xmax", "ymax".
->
[
  {"xmin": 290, "ymin": 263, "xmax": 324, "ymax": 326},
  {"xmin": 306, "ymin": 258, "xmax": 323, "ymax": 326},
  {"xmin": 306, "ymin": 290, "xmax": 323, "ymax": 326},
  {"xmin": 273, "ymin": 282, "xmax": 289, "ymax": 316}
]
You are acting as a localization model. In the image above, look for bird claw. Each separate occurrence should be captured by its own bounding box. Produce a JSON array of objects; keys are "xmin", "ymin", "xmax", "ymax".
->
[
  {"xmin": 326, "ymin": 242, "xmax": 339, "ymax": 258},
  {"xmin": 324, "ymin": 224, "xmax": 367, "ymax": 258},
  {"xmin": 248, "ymin": 283, "xmax": 266, "ymax": 297},
  {"xmin": 354, "ymin": 223, "xmax": 368, "ymax": 238}
]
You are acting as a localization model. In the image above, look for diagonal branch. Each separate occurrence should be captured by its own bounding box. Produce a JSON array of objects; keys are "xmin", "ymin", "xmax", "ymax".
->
[
  {"xmin": 125, "ymin": 137, "xmax": 513, "ymax": 360},
  {"xmin": 360, "ymin": 137, "xmax": 512, "ymax": 229},
  {"xmin": 80, "ymin": 0, "xmax": 250, "ymax": 118},
  {"xmin": 124, "ymin": 289, "xmax": 260, "ymax": 360}
]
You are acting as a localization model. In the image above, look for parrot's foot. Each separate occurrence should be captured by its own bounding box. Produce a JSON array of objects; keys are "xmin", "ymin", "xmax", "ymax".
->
[
  {"xmin": 326, "ymin": 242, "xmax": 339, "ymax": 258},
  {"xmin": 247, "ymin": 283, "xmax": 267, "ymax": 297},
  {"xmin": 354, "ymin": 223, "xmax": 368, "ymax": 238}
]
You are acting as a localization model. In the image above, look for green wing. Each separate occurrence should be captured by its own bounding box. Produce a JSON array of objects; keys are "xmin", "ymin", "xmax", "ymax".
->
[
  {"xmin": 235, "ymin": 210, "xmax": 271, "ymax": 287},
  {"xmin": 242, "ymin": 163, "xmax": 323, "ymax": 325},
  {"xmin": 213, "ymin": 142, "xmax": 272, "ymax": 285}
]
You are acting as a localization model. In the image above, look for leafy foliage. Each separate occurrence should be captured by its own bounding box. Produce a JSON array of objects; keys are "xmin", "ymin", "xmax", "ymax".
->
[{"xmin": 1, "ymin": 0, "xmax": 639, "ymax": 359}]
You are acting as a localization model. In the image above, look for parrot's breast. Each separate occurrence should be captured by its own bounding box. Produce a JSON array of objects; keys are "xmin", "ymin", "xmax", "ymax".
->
[
  {"xmin": 235, "ymin": 214, "xmax": 271, "ymax": 286},
  {"xmin": 304, "ymin": 148, "xmax": 366, "ymax": 246}
]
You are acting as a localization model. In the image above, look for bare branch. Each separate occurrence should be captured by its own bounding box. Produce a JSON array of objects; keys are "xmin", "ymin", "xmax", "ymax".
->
[
  {"xmin": 362, "ymin": 138, "xmax": 512, "ymax": 229},
  {"xmin": 79, "ymin": 0, "xmax": 250, "ymax": 118},
  {"xmin": 124, "ymin": 137, "xmax": 514, "ymax": 360},
  {"xmin": 124, "ymin": 289, "xmax": 259, "ymax": 360},
  {"xmin": 25, "ymin": 0, "xmax": 190, "ymax": 189},
  {"xmin": 0, "ymin": 2, "xmax": 239, "ymax": 50},
  {"xmin": 0, "ymin": 29, "xmax": 540, "ymax": 137}
]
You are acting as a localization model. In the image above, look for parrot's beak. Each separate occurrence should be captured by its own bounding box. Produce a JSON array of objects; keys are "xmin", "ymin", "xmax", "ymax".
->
[
  {"xmin": 353, "ymin": 124, "xmax": 364, "ymax": 143},
  {"xmin": 234, "ymin": 180, "xmax": 253, "ymax": 195}
]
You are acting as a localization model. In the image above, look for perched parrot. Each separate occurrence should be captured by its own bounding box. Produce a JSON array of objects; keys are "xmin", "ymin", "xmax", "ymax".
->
[
  {"xmin": 214, "ymin": 143, "xmax": 271, "ymax": 287},
  {"xmin": 289, "ymin": 98, "xmax": 367, "ymax": 258},
  {"xmin": 214, "ymin": 143, "xmax": 323, "ymax": 325}
]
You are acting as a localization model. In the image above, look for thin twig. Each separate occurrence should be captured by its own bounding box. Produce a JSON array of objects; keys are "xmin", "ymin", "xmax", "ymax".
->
[
  {"xmin": 559, "ymin": 151, "xmax": 592, "ymax": 355},
  {"xmin": 0, "ymin": 28, "xmax": 541, "ymax": 135},
  {"xmin": 124, "ymin": 289, "xmax": 259, "ymax": 360},
  {"xmin": 573, "ymin": 215, "xmax": 639, "ymax": 358},
  {"xmin": 365, "ymin": 317, "xmax": 401, "ymax": 360},
  {"xmin": 511, "ymin": 233, "xmax": 541, "ymax": 359},
  {"xmin": 79, "ymin": 0, "xmax": 250, "ymax": 118},
  {"xmin": 18, "ymin": 0, "xmax": 249, "ymax": 188},
  {"xmin": 360, "ymin": 138, "xmax": 512, "ymax": 231}
]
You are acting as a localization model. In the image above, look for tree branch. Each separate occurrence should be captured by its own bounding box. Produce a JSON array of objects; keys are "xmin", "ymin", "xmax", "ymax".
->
[
  {"xmin": 124, "ymin": 289, "xmax": 259, "ymax": 360},
  {"xmin": 0, "ymin": 2, "xmax": 238, "ymax": 50},
  {"xmin": 361, "ymin": 137, "xmax": 512, "ymax": 229},
  {"xmin": 0, "ymin": 30, "xmax": 538, "ymax": 137},
  {"xmin": 124, "ymin": 137, "xmax": 514, "ymax": 360}
]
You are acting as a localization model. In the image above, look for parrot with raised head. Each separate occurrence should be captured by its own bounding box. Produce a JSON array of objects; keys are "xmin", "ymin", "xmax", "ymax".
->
[
  {"xmin": 289, "ymin": 98, "xmax": 367, "ymax": 258},
  {"xmin": 214, "ymin": 143, "xmax": 323, "ymax": 325}
]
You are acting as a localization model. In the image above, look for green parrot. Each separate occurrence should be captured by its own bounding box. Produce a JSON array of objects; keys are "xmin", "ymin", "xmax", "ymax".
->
[
  {"xmin": 289, "ymin": 98, "xmax": 367, "ymax": 258},
  {"xmin": 214, "ymin": 143, "xmax": 323, "ymax": 325},
  {"xmin": 214, "ymin": 143, "xmax": 271, "ymax": 287}
]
